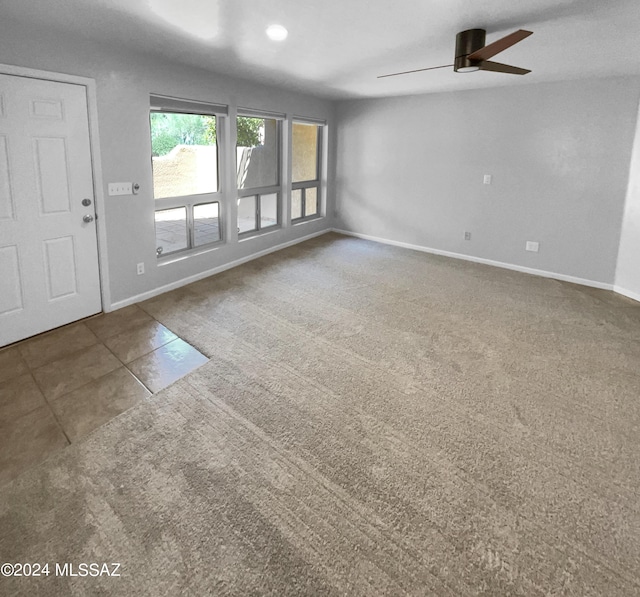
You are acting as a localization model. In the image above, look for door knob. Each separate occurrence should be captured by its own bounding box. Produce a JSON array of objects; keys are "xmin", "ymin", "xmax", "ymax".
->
[{"xmin": 83, "ymin": 214, "xmax": 94, "ymax": 223}]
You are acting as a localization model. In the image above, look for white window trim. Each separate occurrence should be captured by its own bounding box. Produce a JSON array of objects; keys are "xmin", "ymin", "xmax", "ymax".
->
[
  {"xmin": 291, "ymin": 120, "xmax": 324, "ymax": 222},
  {"xmin": 236, "ymin": 112, "xmax": 283, "ymax": 238},
  {"xmin": 150, "ymin": 97, "xmax": 229, "ymax": 258},
  {"xmin": 150, "ymin": 94, "xmax": 228, "ymax": 116}
]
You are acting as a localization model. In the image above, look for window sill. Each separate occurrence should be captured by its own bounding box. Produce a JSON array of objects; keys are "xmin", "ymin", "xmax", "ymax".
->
[
  {"xmin": 292, "ymin": 215, "xmax": 324, "ymax": 226},
  {"xmin": 157, "ymin": 241, "xmax": 224, "ymax": 266},
  {"xmin": 238, "ymin": 225, "xmax": 281, "ymax": 242}
]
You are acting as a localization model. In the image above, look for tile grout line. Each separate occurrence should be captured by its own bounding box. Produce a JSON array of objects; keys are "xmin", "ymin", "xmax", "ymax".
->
[
  {"xmin": 122, "ymin": 364, "xmax": 155, "ymax": 396},
  {"xmin": 28, "ymin": 342, "xmax": 116, "ymax": 397},
  {"xmin": 0, "ymin": 372, "xmax": 53, "ymax": 432},
  {"xmin": 125, "ymin": 302, "xmax": 212, "ymax": 388},
  {"xmin": 44, "ymin": 399, "xmax": 72, "ymax": 446},
  {"xmin": 97, "ymin": 338, "xmax": 156, "ymax": 396},
  {"xmin": 6, "ymin": 350, "xmax": 73, "ymax": 448},
  {"xmin": 22, "ymin": 333, "xmax": 128, "ymax": 442},
  {"xmin": 20, "ymin": 314, "xmax": 166, "ymax": 404},
  {"xmin": 25, "ymin": 360, "xmax": 71, "ymax": 443}
]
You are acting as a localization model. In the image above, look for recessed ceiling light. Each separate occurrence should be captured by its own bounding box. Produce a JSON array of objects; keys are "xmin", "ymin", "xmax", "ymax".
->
[{"xmin": 266, "ymin": 24, "xmax": 288, "ymax": 41}]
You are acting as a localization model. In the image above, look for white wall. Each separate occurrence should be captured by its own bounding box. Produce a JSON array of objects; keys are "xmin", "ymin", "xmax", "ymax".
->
[
  {"xmin": 615, "ymin": 99, "xmax": 640, "ymax": 301},
  {"xmin": 0, "ymin": 17, "xmax": 335, "ymax": 307},
  {"xmin": 335, "ymin": 77, "xmax": 640, "ymax": 285}
]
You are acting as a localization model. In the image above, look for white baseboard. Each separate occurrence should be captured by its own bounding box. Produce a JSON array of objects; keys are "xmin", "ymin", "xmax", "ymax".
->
[
  {"xmin": 108, "ymin": 229, "xmax": 331, "ymax": 311},
  {"xmin": 109, "ymin": 226, "xmax": 632, "ymax": 312},
  {"xmin": 613, "ymin": 285, "xmax": 640, "ymax": 304},
  {"xmin": 332, "ymin": 228, "xmax": 614, "ymax": 291}
]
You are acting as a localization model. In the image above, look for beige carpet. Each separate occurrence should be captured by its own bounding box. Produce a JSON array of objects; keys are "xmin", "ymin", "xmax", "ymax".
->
[{"xmin": 1, "ymin": 232, "xmax": 640, "ymax": 596}]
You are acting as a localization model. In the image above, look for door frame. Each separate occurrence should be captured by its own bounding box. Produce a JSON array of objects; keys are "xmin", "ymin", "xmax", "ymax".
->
[{"xmin": 0, "ymin": 63, "xmax": 111, "ymax": 313}]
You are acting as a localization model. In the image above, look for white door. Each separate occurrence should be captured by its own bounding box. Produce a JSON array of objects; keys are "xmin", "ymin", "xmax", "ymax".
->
[{"xmin": 0, "ymin": 74, "xmax": 101, "ymax": 347}]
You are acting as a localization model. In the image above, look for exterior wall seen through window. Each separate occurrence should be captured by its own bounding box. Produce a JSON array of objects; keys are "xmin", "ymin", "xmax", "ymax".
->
[
  {"xmin": 291, "ymin": 121, "xmax": 322, "ymax": 221},
  {"xmin": 236, "ymin": 115, "xmax": 281, "ymax": 235},
  {"xmin": 148, "ymin": 98, "xmax": 326, "ymax": 257},
  {"xmin": 150, "ymin": 110, "xmax": 222, "ymax": 256}
]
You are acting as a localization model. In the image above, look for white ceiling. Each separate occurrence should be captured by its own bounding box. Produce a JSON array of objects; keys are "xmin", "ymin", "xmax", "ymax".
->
[{"xmin": 4, "ymin": 0, "xmax": 640, "ymax": 99}]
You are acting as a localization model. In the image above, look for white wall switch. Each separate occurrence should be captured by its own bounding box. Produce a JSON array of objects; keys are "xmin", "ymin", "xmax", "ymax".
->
[
  {"xmin": 525, "ymin": 241, "xmax": 539, "ymax": 252},
  {"xmin": 137, "ymin": 262, "xmax": 145, "ymax": 275},
  {"xmin": 483, "ymin": 174, "xmax": 492, "ymax": 185},
  {"xmin": 464, "ymin": 231, "xmax": 471, "ymax": 241},
  {"xmin": 108, "ymin": 182, "xmax": 133, "ymax": 196}
]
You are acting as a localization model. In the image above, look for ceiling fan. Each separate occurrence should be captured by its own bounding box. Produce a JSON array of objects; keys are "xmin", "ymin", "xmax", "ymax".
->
[{"xmin": 378, "ymin": 28, "xmax": 533, "ymax": 78}]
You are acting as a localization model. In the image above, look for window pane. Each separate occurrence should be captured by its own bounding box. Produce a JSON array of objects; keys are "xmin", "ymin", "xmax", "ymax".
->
[
  {"xmin": 194, "ymin": 202, "xmax": 220, "ymax": 246},
  {"xmin": 236, "ymin": 117, "xmax": 279, "ymax": 189},
  {"xmin": 155, "ymin": 207, "xmax": 188, "ymax": 255},
  {"xmin": 260, "ymin": 193, "xmax": 278, "ymax": 229},
  {"xmin": 305, "ymin": 187, "xmax": 318, "ymax": 217},
  {"xmin": 150, "ymin": 112, "xmax": 218, "ymax": 199},
  {"xmin": 292, "ymin": 123, "xmax": 319, "ymax": 183},
  {"xmin": 291, "ymin": 189, "xmax": 302, "ymax": 220},
  {"xmin": 238, "ymin": 196, "xmax": 257, "ymax": 233}
]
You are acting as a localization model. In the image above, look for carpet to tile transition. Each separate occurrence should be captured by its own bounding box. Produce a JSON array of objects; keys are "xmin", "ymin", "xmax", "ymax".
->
[{"xmin": 1, "ymin": 233, "xmax": 639, "ymax": 596}]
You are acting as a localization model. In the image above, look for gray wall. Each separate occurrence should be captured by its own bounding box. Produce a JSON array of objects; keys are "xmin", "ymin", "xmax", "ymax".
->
[
  {"xmin": 335, "ymin": 77, "xmax": 640, "ymax": 284},
  {"xmin": 616, "ymin": 99, "xmax": 640, "ymax": 299},
  {"xmin": 0, "ymin": 18, "xmax": 335, "ymax": 306},
  {"xmin": 3, "ymin": 13, "xmax": 638, "ymax": 302}
]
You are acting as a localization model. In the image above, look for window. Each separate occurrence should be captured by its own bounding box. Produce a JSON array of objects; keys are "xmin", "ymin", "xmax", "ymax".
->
[
  {"xmin": 291, "ymin": 121, "xmax": 323, "ymax": 221},
  {"xmin": 236, "ymin": 113, "xmax": 281, "ymax": 235},
  {"xmin": 154, "ymin": 206, "xmax": 188, "ymax": 255},
  {"xmin": 150, "ymin": 95, "xmax": 227, "ymax": 256}
]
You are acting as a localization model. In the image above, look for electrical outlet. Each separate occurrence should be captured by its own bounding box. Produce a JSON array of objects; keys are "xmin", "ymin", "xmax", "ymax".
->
[
  {"xmin": 108, "ymin": 182, "xmax": 133, "ymax": 196},
  {"xmin": 525, "ymin": 241, "xmax": 539, "ymax": 252},
  {"xmin": 464, "ymin": 231, "xmax": 471, "ymax": 241},
  {"xmin": 137, "ymin": 262, "xmax": 145, "ymax": 275},
  {"xmin": 483, "ymin": 174, "xmax": 492, "ymax": 185}
]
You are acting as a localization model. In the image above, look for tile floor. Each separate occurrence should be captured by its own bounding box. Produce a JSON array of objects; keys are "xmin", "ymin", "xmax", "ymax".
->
[{"xmin": 0, "ymin": 305, "xmax": 208, "ymax": 486}]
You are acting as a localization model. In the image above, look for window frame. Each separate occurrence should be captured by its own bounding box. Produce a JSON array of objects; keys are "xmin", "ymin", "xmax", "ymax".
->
[
  {"xmin": 291, "ymin": 119, "xmax": 324, "ymax": 223},
  {"xmin": 236, "ymin": 110, "xmax": 283, "ymax": 238},
  {"xmin": 149, "ymin": 95, "xmax": 228, "ymax": 259}
]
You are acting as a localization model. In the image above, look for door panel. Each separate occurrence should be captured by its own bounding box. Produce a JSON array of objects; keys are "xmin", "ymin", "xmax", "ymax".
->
[
  {"xmin": 0, "ymin": 136, "xmax": 13, "ymax": 219},
  {"xmin": 43, "ymin": 236, "xmax": 77, "ymax": 300},
  {"xmin": 30, "ymin": 99, "xmax": 64, "ymax": 120},
  {"xmin": 0, "ymin": 74, "xmax": 101, "ymax": 347},
  {"xmin": 0, "ymin": 245, "xmax": 23, "ymax": 315},
  {"xmin": 34, "ymin": 137, "xmax": 71, "ymax": 214}
]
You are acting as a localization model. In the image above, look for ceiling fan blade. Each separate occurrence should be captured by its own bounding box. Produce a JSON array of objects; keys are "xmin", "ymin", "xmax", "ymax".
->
[
  {"xmin": 478, "ymin": 60, "xmax": 531, "ymax": 75},
  {"xmin": 377, "ymin": 64, "xmax": 453, "ymax": 79},
  {"xmin": 467, "ymin": 29, "xmax": 532, "ymax": 61}
]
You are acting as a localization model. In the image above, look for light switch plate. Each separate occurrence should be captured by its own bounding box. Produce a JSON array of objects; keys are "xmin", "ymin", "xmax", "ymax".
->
[
  {"xmin": 525, "ymin": 241, "xmax": 539, "ymax": 252},
  {"xmin": 108, "ymin": 182, "xmax": 132, "ymax": 196},
  {"xmin": 483, "ymin": 174, "xmax": 492, "ymax": 185}
]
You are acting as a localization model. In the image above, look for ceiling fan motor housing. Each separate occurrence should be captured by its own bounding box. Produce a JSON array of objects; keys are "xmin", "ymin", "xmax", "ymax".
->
[{"xmin": 454, "ymin": 29, "xmax": 486, "ymax": 71}]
